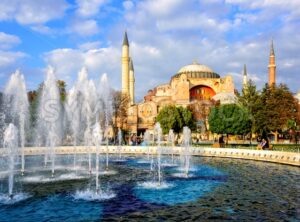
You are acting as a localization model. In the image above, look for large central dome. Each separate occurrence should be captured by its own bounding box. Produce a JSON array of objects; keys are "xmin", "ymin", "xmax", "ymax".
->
[
  {"xmin": 178, "ymin": 61, "xmax": 213, "ymax": 73},
  {"xmin": 173, "ymin": 60, "xmax": 220, "ymax": 79}
]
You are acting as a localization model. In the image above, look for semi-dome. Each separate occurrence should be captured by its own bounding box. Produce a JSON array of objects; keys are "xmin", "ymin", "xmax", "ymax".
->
[{"xmin": 172, "ymin": 60, "xmax": 220, "ymax": 79}]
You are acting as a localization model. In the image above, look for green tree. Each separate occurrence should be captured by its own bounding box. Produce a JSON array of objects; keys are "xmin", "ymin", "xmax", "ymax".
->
[
  {"xmin": 156, "ymin": 105, "xmax": 194, "ymax": 134},
  {"xmin": 157, "ymin": 105, "xmax": 182, "ymax": 134},
  {"xmin": 254, "ymin": 84, "xmax": 299, "ymax": 143},
  {"xmin": 178, "ymin": 106, "xmax": 195, "ymax": 130},
  {"xmin": 208, "ymin": 104, "xmax": 251, "ymax": 142},
  {"xmin": 57, "ymin": 80, "xmax": 67, "ymax": 102},
  {"xmin": 237, "ymin": 79, "xmax": 261, "ymax": 141},
  {"xmin": 238, "ymin": 80, "xmax": 260, "ymax": 120}
]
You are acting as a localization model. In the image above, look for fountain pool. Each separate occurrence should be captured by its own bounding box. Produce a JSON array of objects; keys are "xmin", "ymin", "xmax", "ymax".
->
[
  {"xmin": 0, "ymin": 67, "xmax": 299, "ymax": 221},
  {"xmin": 0, "ymin": 154, "xmax": 299, "ymax": 221}
]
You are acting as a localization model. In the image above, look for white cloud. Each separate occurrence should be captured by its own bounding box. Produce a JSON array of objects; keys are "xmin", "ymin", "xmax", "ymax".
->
[
  {"xmin": 282, "ymin": 60, "xmax": 294, "ymax": 68},
  {"xmin": 30, "ymin": 25, "xmax": 54, "ymax": 35},
  {"xmin": 76, "ymin": 0, "xmax": 108, "ymax": 17},
  {"xmin": 35, "ymin": 0, "xmax": 299, "ymax": 96},
  {"xmin": 43, "ymin": 47, "xmax": 120, "ymax": 86},
  {"xmin": 1, "ymin": 0, "xmax": 299, "ymax": 97},
  {"xmin": 70, "ymin": 19, "xmax": 100, "ymax": 36},
  {"xmin": 0, "ymin": 0, "xmax": 69, "ymax": 24},
  {"xmin": 140, "ymin": 0, "xmax": 185, "ymax": 17},
  {"xmin": 0, "ymin": 32, "xmax": 21, "ymax": 49},
  {"xmin": 0, "ymin": 1, "xmax": 15, "ymax": 21},
  {"xmin": 131, "ymin": 43, "xmax": 161, "ymax": 58},
  {"xmin": 226, "ymin": 0, "xmax": 300, "ymax": 21},
  {"xmin": 84, "ymin": 48, "xmax": 119, "ymax": 72},
  {"xmin": 115, "ymin": 0, "xmax": 300, "ymax": 96},
  {"xmin": 78, "ymin": 41, "xmax": 102, "ymax": 50},
  {"xmin": 0, "ymin": 31, "xmax": 26, "ymax": 84},
  {"xmin": 124, "ymin": 0, "xmax": 234, "ymax": 38},
  {"xmin": 156, "ymin": 14, "xmax": 231, "ymax": 32},
  {"xmin": 44, "ymin": 48, "xmax": 83, "ymax": 81},
  {"xmin": 123, "ymin": 1, "xmax": 134, "ymax": 11},
  {"xmin": 0, "ymin": 50, "xmax": 26, "ymax": 68}
]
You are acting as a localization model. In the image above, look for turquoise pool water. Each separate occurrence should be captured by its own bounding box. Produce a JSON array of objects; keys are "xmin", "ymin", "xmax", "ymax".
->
[{"xmin": 0, "ymin": 155, "xmax": 298, "ymax": 221}]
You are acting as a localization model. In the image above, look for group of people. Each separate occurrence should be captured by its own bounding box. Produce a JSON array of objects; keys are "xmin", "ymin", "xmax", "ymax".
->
[
  {"xmin": 129, "ymin": 134, "xmax": 142, "ymax": 146},
  {"xmin": 257, "ymin": 137, "xmax": 269, "ymax": 150},
  {"xmin": 126, "ymin": 133, "xmax": 271, "ymax": 149}
]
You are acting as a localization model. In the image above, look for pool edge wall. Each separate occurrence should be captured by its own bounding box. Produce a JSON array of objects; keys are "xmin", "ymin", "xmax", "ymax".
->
[{"xmin": 0, "ymin": 146, "xmax": 299, "ymax": 167}]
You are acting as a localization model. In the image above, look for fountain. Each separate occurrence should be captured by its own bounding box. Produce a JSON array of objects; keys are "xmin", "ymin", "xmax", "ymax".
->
[
  {"xmin": 0, "ymin": 67, "xmax": 298, "ymax": 221},
  {"xmin": 155, "ymin": 123, "xmax": 163, "ymax": 185},
  {"xmin": 0, "ymin": 124, "xmax": 31, "ymax": 204},
  {"xmin": 93, "ymin": 123, "xmax": 103, "ymax": 194},
  {"xmin": 136, "ymin": 123, "xmax": 172, "ymax": 189},
  {"xmin": 144, "ymin": 130, "xmax": 151, "ymax": 160},
  {"xmin": 66, "ymin": 67, "xmax": 92, "ymax": 172},
  {"xmin": 72, "ymin": 123, "xmax": 115, "ymax": 201},
  {"xmin": 66, "ymin": 86, "xmax": 81, "ymax": 171},
  {"xmin": 168, "ymin": 129, "xmax": 175, "ymax": 163},
  {"xmin": 80, "ymin": 75, "xmax": 98, "ymax": 174},
  {"xmin": 105, "ymin": 131, "xmax": 109, "ymax": 171},
  {"xmin": 37, "ymin": 66, "xmax": 62, "ymax": 177},
  {"xmin": 4, "ymin": 124, "xmax": 18, "ymax": 197},
  {"xmin": 117, "ymin": 128, "xmax": 122, "ymax": 160},
  {"xmin": 4, "ymin": 70, "xmax": 29, "ymax": 175},
  {"xmin": 49, "ymin": 130, "xmax": 58, "ymax": 177},
  {"xmin": 84, "ymin": 128, "xmax": 92, "ymax": 174},
  {"xmin": 65, "ymin": 67, "xmax": 99, "ymax": 174},
  {"xmin": 84, "ymin": 79, "xmax": 98, "ymax": 173},
  {"xmin": 99, "ymin": 74, "xmax": 112, "ymax": 171},
  {"xmin": 182, "ymin": 126, "xmax": 191, "ymax": 177}
]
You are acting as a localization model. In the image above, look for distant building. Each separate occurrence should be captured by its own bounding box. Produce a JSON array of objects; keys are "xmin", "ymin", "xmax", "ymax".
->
[
  {"xmin": 120, "ymin": 32, "xmax": 278, "ymax": 135},
  {"xmin": 120, "ymin": 32, "xmax": 235, "ymax": 135}
]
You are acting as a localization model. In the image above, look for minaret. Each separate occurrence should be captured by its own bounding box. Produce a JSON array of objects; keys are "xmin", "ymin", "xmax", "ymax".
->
[
  {"xmin": 242, "ymin": 64, "xmax": 247, "ymax": 91},
  {"xmin": 268, "ymin": 39, "xmax": 276, "ymax": 86},
  {"xmin": 122, "ymin": 31, "xmax": 130, "ymax": 95},
  {"xmin": 129, "ymin": 59, "xmax": 135, "ymax": 104}
]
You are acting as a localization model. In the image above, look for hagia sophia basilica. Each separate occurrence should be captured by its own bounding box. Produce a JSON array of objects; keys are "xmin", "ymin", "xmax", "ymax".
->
[{"xmin": 119, "ymin": 32, "xmax": 279, "ymax": 136}]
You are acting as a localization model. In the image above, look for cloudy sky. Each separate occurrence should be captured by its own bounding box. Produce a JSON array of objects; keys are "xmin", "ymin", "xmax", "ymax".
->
[{"xmin": 0, "ymin": 0, "xmax": 299, "ymax": 101}]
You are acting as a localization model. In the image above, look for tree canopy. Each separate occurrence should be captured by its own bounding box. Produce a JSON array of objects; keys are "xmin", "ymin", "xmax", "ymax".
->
[
  {"xmin": 237, "ymin": 79, "xmax": 261, "ymax": 133},
  {"xmin": 253, "ymin": 84, "xmax": 299, "ymax": 134},
  {"xmin": 156, "ymin": 105, "xmax": 194, "ymax": 134},
  {"xmin": 208, "ymin": 104, "xmax": 251, "ymax": 136}
]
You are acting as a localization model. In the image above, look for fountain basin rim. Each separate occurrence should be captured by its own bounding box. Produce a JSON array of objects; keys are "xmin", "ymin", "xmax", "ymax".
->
[{"xmin": 0, "ymin": 146, "xmax": 299, "ymax": 167}]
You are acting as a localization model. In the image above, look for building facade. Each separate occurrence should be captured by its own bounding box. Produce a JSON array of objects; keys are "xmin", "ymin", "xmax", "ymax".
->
[{"xmin": 121, "ymin": 32, "xmax": 235, "ymax": 135}]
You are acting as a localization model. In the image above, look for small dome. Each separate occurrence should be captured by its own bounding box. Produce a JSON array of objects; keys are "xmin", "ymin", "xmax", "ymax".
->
[
  {"xmin": 172, "ymin": 60, "xmax": 220, "ymax": 79},
  {"xmin": 178, "ymin": 61, "xmax": 214, "ymax": 74}
]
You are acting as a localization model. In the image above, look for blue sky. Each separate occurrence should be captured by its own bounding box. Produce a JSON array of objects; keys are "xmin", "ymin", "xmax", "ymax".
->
[{"xmin": 0, "ymin": 0, "xmax": 299, "ymax": 100}]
